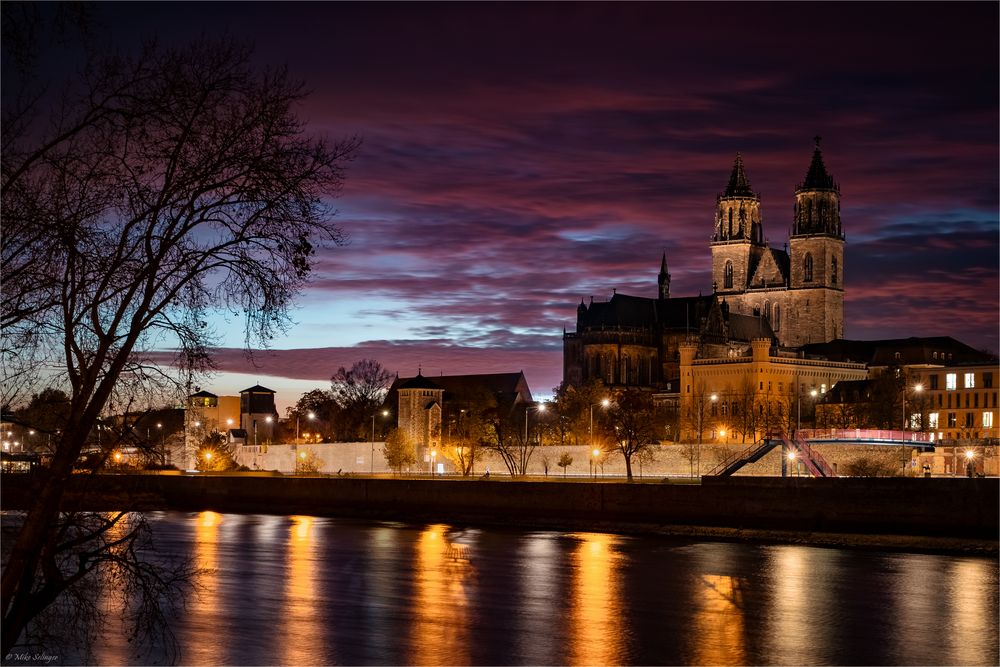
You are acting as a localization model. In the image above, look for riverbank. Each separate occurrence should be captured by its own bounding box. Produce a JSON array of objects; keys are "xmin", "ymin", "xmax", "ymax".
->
[{"xmin": 3, "ymin": 473, "xmax": 996, "ymax": 554}]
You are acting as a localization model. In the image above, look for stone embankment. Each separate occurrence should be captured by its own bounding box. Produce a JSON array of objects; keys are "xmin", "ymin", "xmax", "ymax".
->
[{"xmin": 3, "ymin": 474, "xmax": 996, "ymax": 553}]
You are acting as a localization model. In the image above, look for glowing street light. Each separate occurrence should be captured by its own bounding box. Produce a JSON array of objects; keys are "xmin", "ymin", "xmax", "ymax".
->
[
  {"xmin": 371, "ymin": 409, "xmax": 389, "ymax": 474},
  {"xmin": 430, "ymin": 449, "xmax": 437, "ymax": 476},
  {"xmin": 590, "ymin": 399, "xmax": 610, "ymax": 457},
  {"xmin": 591, "ymin": 447, "xmax": 601, "ymax": 479},
  {"xmin": 903, "ymin": 383, "xmax": 923, "ymax": 431}
]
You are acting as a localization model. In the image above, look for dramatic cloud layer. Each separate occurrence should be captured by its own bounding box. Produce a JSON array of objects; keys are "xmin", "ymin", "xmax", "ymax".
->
[{"xmin": 102, "ymin": 3, "xmax": 998, "ymax": 408}]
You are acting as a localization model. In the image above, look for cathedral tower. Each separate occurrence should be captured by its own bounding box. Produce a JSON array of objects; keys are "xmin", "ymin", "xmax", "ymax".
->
[
  {"xmin": 787, "ymin": 137, "xmax": 845, "ymax": 345},
  {"xmin": 711, "ymin": 154, "xmax": 767, "ymax": 297}
]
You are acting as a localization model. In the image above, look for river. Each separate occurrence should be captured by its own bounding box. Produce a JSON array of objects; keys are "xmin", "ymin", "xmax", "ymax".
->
[{"xmin": 21, "ymin": 511, "xmax": 1000, "ymax": 665}]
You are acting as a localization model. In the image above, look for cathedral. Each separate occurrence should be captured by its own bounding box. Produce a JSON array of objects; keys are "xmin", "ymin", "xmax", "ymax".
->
[{"xmin": 563, "ymin": 139, "xmax": 845, "ymax": 391}]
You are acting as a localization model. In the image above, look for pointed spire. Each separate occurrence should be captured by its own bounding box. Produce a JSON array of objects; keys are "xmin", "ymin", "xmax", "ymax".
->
[
  {"xmin": 799, "ymin": 136, "xmax": 836, "ymax": 190},
  {"xmin": 724, "ymin": 153, "xmax": 755, "ymax": 197},
  {"xmin": 658, "ymin": 252, "xmax": 671, "ymax": 299}
]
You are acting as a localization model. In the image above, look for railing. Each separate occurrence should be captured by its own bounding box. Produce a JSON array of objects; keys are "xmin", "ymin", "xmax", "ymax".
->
[
  {"xmin": 799, "ymin": 429, "xmax": 933, "ymax": 443},
  {"xmin": 705, "ymin": 437, "xmax": 775, "ymax": 477}
]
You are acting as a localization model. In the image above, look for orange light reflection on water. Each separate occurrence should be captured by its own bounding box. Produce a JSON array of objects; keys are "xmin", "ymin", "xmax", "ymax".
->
[
  {"xmin": 185, "ymin": 511, "xmax": 223, "ymax": 666},
  {"xmin": 691, "ymin": 574, "xmax": 747, "ymax": 665},
  {"xmin": 409, "ymin": 524, "xmax": 472, "ymax": 666},
  {"xmin": 568, "ymin": 532, "xmax": 624, "ymax": 666},
  {"xmin": 281, "ymin": 515, "xmax": 324, "ymax": 665}
]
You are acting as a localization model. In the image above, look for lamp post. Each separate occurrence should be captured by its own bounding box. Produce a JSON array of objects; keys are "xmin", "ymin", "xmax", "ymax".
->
[
  {"xmin": 810, "ymin": 389, "xmax": 818, "ymax": 431},
  {"xmin": 296, "ymin": 411, "xmax": 315, "ymax": 443},
  {"xmin": 697, "ymin": 394, "xmax": 718, "ymax": 477},
  {"xmin": 903, "ymin": 383, "xmax": 923, "ymax": 431},
  {"xmin": 156, "ymin": 422, "xmax": 163, "ymax": 464},
  {"xmin": 371, "ymin": 409, "xmax": 389, "ymax": 474},
  {"xmin": 430, "ymin": 448, "xmax": 437, "ymax": 477},
  {"xmin": 590, "ymin": 398, "xmax": 610, "ymax": 455},
  {"xmin": 591, "ymin": 448, "xmax": 600, "ymax": 479},
  {"xmin": 525, "ymin": 403, "xmax": 547, "ymax": 445},
  {"xmin": 964, "ymin": 449, "xmax": 976, "ymax": 477}
]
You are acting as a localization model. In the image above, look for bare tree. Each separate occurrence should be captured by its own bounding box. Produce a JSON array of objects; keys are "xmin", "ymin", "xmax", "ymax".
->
[
  {"xmin": 605, "ymin": 389, "xmax": 661, "ymax": 481},
  {"xmin": 441, "ymin": 388, "xmax": 494, "ymax": 476},
  {"xmin": 330, "ymin": 359, "xmax": 394, "ymax": 440},
  {"xmin": 1, "ymin": 30, "xmax": 357, "ymax": 655}
]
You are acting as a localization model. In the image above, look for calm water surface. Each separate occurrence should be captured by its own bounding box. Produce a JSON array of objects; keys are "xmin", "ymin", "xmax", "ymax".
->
[{"xmin": 85, "ymin": 511, "xmax": 997, "ymax": 666}]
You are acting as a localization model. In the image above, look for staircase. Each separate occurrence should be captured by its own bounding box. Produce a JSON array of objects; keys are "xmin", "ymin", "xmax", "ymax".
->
[{"xmin": 705, "ymin": 432, "xmax": 837, "ymax": 478}]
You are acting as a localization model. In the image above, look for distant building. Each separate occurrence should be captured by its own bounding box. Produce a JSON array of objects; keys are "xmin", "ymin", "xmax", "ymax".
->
[
  {"xmin": 385, "ymin": 371, "xmax": 533, "ymax": 456},
  {"xmin": 812, "ymin": 337, "xmax": 999, "ymax": 443},
  {"xmin": 564, "ymin": 139, "xmax": 843, "ymax": 394},
  {"xmin": 562, "ymin": 141, "xmax": 995, "ymax": 451}
]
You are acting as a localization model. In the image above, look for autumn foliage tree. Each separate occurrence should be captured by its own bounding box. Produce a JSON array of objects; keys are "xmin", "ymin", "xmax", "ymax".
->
[{"xmin": 1, "ymin": 23, "xmax": 357, "ymax": 654}]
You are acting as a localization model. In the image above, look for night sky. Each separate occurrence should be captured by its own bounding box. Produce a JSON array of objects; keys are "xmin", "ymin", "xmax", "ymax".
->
[{"xmin": 98, "ymin": 2, "xmax": 998, "ymax": 408}]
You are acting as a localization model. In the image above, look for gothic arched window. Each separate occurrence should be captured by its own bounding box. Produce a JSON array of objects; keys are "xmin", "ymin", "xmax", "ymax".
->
[
  {"xmin": 804, "ymin": 254, "xmax": 814, "ymax": 282},
  {"xmin": 831, "ymin": 257, "xmax": 838, "ymax": 286},
  {"xmin": 764, "ymin": 301, "xmax": 772, "ymax": 322},
  {"xmin": 773, "ymin": 305, "xmax": 781, "ymax": 331},
  {"xmin": 724, "ymin": 261, "xmax": 734, "ymax": 289}
]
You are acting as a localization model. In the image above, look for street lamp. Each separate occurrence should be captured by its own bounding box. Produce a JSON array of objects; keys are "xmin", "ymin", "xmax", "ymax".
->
[
  {"xmin": 590, "ymin": 398, "xmax": 610, "ymax": 455},
  {"xmin": 156, "ymin": 422, "xmax": 163, "ymax": 464},
  {"xmin": 591, "ymin": 448, "xmax": 600, "ymax": 479},
  {"xmin": 372, "ymin": 409, "xmax": 389, "ymax": 474},
  {"xmin": 430, "ymin": 448, "xmax": 437, "ymax": 477},
  {"xmin": 787, "ymin": 450, "xmax": 797, "ymax": 477},
  {"xmin": 296, "ymin": 411, "xmax": 315, "ymax": 443},
  {"xmin": 810, "ymin": 389, "xmax": 818, "ymax": 430},
  {"xmin": 964, "ymin": 449, "xmax": 976, "ymax": 477},
  {"xmin": 525, "ymin": 403, "xmax": 547, "ymax": 445},
  {"xmin": 697, "ymin": 394, "xmax": 718, "ymax": 477},
  {"xmin": 903, "ymin": 383, "xmax": 923, "ymax": 431}
]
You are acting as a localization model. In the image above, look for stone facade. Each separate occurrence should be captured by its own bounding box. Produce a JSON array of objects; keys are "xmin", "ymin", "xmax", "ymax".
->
[
  {"xmin": 711, "ymin": 139, "xmax": 845, "ymax": 348},
  {"xmin": 564, "ymin": 140, "xmax": 844, "ymax": 392}
]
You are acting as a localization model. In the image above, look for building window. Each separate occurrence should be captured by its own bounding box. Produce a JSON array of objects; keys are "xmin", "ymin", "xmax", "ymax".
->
[
  {"xmin": 928, "ymin": 412, "xmax": 939, "ymax": 429},
  {"xmin": 804, "ymin": 254, "xmax": 813, "ymax": 282},
  {"xmin": 946, "ymin": 373, "xmax": 957, "ymax": 390},
  {"xmin": 929, "ymin": 374, "xmax": 939, "ymax": 390},
  {"xmin": 964, "ymin": 413, "xmax": 974, "ymax": 428},
  {"xmin": 764, "ymin": 302, "xmax": 771, "ymax": 323},
  {"xmin": 724, "ymin": 261, "xmax": 733, "ymax": 289},
  {"xmin": 831, "ymin": 257, "xmax": 838, "ymax": 286},
  {"xmin": 984, "ymin": 373, "xmax": 993, "ymax": 388},
  {"xmin": 964, "ymin": 373, "xmax": 975, "ymax": 389},
  {"xmin": 984, "ymin": 412, "xmax": 994, "ymax": 429},
  {"xmin": 773, "ymin": 305, "xmax": 780, "ymax": 331},
  {"xmin": 947, "ymin": 413, "xmax": 957, "ymax": 428}
]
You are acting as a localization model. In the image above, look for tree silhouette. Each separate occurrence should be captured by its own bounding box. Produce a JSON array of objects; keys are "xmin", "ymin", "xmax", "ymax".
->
[{"xmin": 1, "ymin": 25, "xmax": 357, "ymax": 654}]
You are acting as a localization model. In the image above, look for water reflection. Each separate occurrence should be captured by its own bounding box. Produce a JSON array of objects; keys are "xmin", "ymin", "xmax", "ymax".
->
[
  {"xmin": 692, "ymin": 574, "xmax": 747, "ymax": 665},
  {"xmin": 185, "ymin": 511, "xmax": 222, "ymax": 666},
  {"xmin": 281, "ymin": 515, "xmax": 324, "ymax": 665},
  {"xmin": 949, "ymin": 558, "xmax": 997, "ymax": 666},
  {"xmin": 409, "ymin": 524, "xmax": 473, "ymax": 666},
  {"xmin": 568, "ymin": 532, "xmax": 624, "ymax": 666},
  {"xmin": 46, "ymin": 512, "xmax": 997, "ymax": 667}
]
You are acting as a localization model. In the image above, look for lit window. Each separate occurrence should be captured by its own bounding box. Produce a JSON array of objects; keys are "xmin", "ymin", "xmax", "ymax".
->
[
  {"xmin": 928, "ymin": 412, "xmax": 939, "ymax": 429},
  {"xmin": 964, "ymin": 373, "xmax": 975, "ymax": 389},
  {"xmin": 947, "ymin": 413, "xmax": 957, "ymax": 427},
  {"xmin": 946, "ymin": 373, "xmax": 957, "ymax": 391},
  {"xmin": 984, "ymin": 412, "xmax": 994, "ymax": 429}
]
